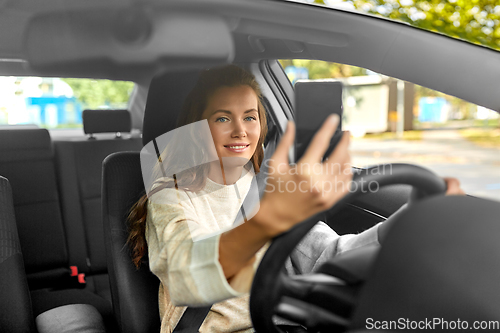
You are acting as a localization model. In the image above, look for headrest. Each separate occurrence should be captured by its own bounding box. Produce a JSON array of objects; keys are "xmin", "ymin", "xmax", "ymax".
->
[
  {"xmin": 0, "ymin": 128, "xmax": 52, "ymax": 162},
  {"xmin": 142, "ymin": 69, "xmax": 202, "ymax": 146},
  {"xmin": 82, "ymin": 109, "xmax": 131, "ymax": 136}
]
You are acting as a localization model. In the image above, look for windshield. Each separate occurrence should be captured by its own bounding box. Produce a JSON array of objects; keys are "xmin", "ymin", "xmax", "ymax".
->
[{"xmin": 286, "ymin": 0, "xmax": 500, "ymax": 52}]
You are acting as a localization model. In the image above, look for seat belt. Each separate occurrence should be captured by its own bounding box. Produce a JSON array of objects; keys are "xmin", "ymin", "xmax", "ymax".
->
[
  {"xmin": 173, "ymin": 306, "xmax": 212, "ymax": 333},
  {"xmin": 153, "ymin": 139, "xmax": 211, "ymax": 333}
]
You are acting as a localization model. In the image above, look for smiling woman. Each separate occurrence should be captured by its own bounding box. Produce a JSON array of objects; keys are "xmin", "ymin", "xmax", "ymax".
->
[
  {"xmin": 127, "ymin": 65, "xmax": 270, "ymax": 332},
  {"xmin": 203, "ymin": 85, "xmax": 262, "ymax": 185},
  {"xmin": 127, "ymin": 64, "xmax": 382, "ymax": 333}
]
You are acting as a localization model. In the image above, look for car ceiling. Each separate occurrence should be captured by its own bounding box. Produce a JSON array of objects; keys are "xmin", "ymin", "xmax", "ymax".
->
[{"xmin": 0, "ymin": 0, "xmax": 499, "ymax": 112}]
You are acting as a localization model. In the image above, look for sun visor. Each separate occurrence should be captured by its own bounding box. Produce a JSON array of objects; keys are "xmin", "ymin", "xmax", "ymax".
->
[{"xmin": 24, "ymin": 8, "xmax": 234, "ymax": 69}]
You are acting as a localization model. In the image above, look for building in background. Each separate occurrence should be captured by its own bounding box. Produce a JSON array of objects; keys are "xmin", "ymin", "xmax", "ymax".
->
[{"xmin": 0, "ymin": 77, "xmax": 81, "ymax": 128}]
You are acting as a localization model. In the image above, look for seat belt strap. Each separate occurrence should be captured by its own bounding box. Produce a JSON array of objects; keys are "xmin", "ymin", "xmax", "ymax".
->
[{"xmin": 173, "ymin": 306, "xmax": 212, "ymax": 333}]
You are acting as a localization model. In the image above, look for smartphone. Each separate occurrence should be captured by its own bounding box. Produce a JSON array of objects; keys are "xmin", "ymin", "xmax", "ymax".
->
[{"xmin": 294, "ymin": 80, "xmax": 344, "ymax": 163}]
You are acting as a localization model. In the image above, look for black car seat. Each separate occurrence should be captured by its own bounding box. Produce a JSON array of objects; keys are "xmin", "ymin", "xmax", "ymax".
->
[
  {"xmin": 0, "ymin": 128, "xmax": 116, "ymax": 331},
  {"xmin": 102, "ymin": 69, "xmax": 202, "ymax": 333},
  {"xmin": 102, "ymin": 151, "xmax": 161, "ymax": 333},
  {"xmin": 0, "ymin": 128, "xmax": 71, "ymax": 289},
  {"xmin": 53, "ymin": 110, "xmax": 141, "ymax": 303},
  {"xmin": 0, "ymin": 176, "xmax": 36, "ymax": 333}
]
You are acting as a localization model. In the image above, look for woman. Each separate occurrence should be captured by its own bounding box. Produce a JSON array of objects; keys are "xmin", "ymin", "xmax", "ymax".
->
[{"xmin": 128, "ymin": 65, "xmax": 463, "ymax": 333}]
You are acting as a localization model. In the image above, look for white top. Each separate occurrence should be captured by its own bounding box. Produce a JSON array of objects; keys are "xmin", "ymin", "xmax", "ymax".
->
[{"xmin": 146, "ymin": 168, "xmax": 380, "ymax": 333}]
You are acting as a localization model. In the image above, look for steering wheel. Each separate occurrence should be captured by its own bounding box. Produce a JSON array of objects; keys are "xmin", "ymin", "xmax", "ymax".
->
[{"xmin": 250, "ymin": 163, "xmax": 447, "ymax": 333}]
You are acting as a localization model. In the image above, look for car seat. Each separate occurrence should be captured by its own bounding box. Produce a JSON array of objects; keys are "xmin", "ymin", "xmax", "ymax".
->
[
  {"xmin": 53, "ymin": 109, "xmax": 142, "ymax": 305},
  {"xmin": 0, "ymin": 128, "xmax": 116, "ymax": 331},
  {"xmin": 101, "ymin": 69, "xmax": 203, "ymax": 333},
  {"xmin": 0, "ymin": 176, "xmax": 36, "ymax": 333},
  {"xmin": 102, "ymin": 151, "xmax": 160, "ymax": 333}
]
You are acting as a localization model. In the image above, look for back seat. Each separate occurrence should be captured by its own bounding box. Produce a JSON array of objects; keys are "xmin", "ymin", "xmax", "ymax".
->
[
  {"xmin": 0, "ymin": 110, "xmax": 141, "ymax": 329},
  {"xmin": 53, "ymin": 110, "xmax": 142, "ymax": 300},
  {"xmin": 0, "ymin": 175, "xmax": 36, "ymax": 333},
  {"xmin": 0, "ymin": 127, "xmax": 116, "ymax": 329},
  {"xmin": 0, "ymin": 128, "xmax": 71, "ymax": 289}
]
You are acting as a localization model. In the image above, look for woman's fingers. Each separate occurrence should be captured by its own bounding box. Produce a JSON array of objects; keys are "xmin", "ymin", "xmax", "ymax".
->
[
  {"xmin": 260, "ymin": 117, "xmax": 354, "ymax": 230},
  {"xmin": 444, "ymin": 177, "xmax": 466, "ymax": 195},
  {"xmin": 299, "ymin": 114, "xmax": 340, "ymax": 164}
]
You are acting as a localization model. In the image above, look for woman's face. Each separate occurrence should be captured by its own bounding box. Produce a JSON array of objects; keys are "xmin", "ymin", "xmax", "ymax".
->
[{"xmin": 203, "ymin": 85, "xmax": 261, "ymax": 167}]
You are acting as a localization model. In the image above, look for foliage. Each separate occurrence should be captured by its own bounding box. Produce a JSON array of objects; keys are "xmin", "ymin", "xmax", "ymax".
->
[
  {"xmin": 61, "ymin": 78, "xmax": 134, "ymax": 109},
  {"xmin": 473, "ymin": 118, "xmax": 500, "ymax": 127},
  {"xmin": 460, "ymin": 127, "xmax": 500, "ymax": 148},
  {"xmin": 279, "ymin": 59, "xmax": 367, "ymax": 80},
  {"xmin": 313, "ymin": 0, "xmax": 500, "ymax": 50},
  {"xmin": 360, "ymin": 130, "xmax": 423, "ymax": 140}
]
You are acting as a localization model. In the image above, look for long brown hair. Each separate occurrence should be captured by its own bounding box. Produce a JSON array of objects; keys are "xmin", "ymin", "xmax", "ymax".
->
[{"xmin": 128, "ymin": 65, "xmax": 268, "ymax": 268}]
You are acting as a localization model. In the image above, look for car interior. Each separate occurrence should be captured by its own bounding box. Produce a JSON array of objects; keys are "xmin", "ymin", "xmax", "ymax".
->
[{"xmin": 0, "ymin": 0, "xmax": 499, "ymax": 332}]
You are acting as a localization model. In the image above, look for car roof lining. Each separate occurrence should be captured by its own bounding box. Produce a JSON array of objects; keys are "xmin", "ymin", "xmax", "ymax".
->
[
  {"xmin": 22, "ymin": 8, "xmax": 234, "ymax": 84},
  {"xmin": 2, "ymin": 0, "xmax": 499, "ymax": 112}
]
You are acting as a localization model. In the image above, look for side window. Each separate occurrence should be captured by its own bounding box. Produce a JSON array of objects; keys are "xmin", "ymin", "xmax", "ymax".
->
[
  {"xmin": 279, "ymin": 60, "xmax": 500, "ymax": 201},
  {"xmin": 0, "ymin": 77, "xmax": 134, "ymax": 129}
]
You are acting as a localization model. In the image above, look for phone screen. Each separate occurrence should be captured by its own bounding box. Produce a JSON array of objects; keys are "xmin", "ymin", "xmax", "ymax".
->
[{"xmin": 294, "ymin": 80, "xmax": 343, "ymax": 163}]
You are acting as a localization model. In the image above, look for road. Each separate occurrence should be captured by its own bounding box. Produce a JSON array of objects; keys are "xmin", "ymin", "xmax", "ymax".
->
[{"xmin": 350, "ymin": 130, "xmax": 500, "ymax": 202}]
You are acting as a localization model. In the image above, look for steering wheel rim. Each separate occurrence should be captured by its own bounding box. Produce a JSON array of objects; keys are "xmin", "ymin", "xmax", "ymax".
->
[{"xmin": 250, "ymin": 163, "xmax": 447, "ymax": 333}]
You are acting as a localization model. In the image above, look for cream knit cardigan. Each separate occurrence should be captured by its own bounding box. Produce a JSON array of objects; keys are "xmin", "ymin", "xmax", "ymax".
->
[{"xmin": 146, "ymin": 169, "xmax": 380, "ymax": 333}]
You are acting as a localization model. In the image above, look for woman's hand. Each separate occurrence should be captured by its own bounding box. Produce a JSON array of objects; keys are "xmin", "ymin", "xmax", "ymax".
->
[
  {"xmin": 443, "ymin": 177, "xmax": 466, "ymax": 196},
  {"xmin": 219, "ymin": 114, "xmax": 351, "ymax": 280},
  {"xmin": 257, "ymin": 114, "xmax": 352, "ymax": 237}
]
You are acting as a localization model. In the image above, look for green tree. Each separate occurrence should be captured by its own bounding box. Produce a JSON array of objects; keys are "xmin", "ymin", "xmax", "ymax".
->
[
  {"xmin": 61, "ymin": 78, "xmax": 134, "ymax": 109},
  {"xmin": 279, "ymin": 59, "xmax": 367, "ymax": 80},
  {"xmin": 314, "ymin": 0, "xmax": 500, "ymax": 50}
]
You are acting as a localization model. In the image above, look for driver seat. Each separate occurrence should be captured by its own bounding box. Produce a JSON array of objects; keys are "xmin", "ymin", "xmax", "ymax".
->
[
  {"xmin": 102, "ymin": 151, "xmax": 161, "ymax": 333},
  {"xmin": 101, "ymin": 69, "xmax": 206, "ymax": 332}
]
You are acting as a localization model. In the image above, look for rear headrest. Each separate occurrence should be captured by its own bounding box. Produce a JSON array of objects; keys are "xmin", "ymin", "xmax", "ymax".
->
[
  {"xmin": 82, "ymin": 109, "xmax": 131, "ymax": 137},
  {"xmin": 142, "ymin": 69, "xmax": 202, "ymax": 146},
  {"xmin": 0, "ymin": 128, "xmax": 52, "ymax": 162}
]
